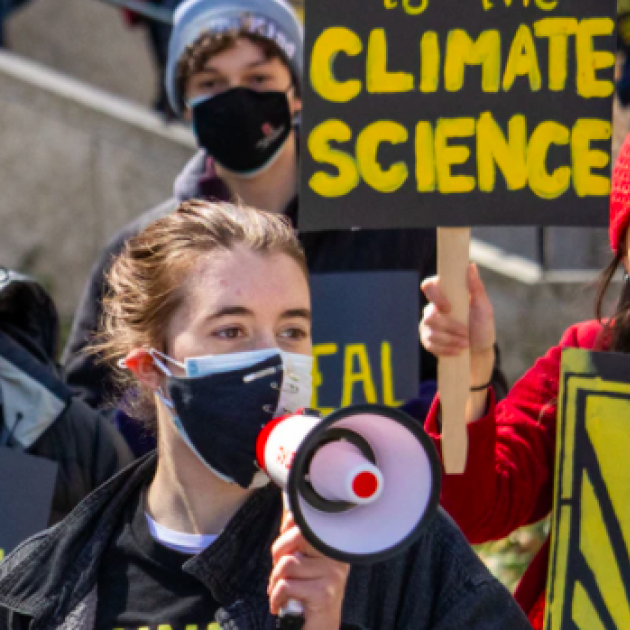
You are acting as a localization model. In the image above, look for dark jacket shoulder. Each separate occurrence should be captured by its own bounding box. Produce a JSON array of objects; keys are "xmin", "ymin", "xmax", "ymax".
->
[
  {"xmin": 29, "ymin": 398, "xmax": 133, "ymax": 523},
  {"xmin": 343, "ymin": 509, "xmax": 530, "ymax": 629}
]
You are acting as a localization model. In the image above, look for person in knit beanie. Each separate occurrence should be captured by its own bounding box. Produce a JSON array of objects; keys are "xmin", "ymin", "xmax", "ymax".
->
[{"xmin": 418, "ymin": 131, "xmax": 630, "ymax": 630}]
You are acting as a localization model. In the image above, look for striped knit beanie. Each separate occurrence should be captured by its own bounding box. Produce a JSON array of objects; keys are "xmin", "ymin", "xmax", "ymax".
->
[{"xmin": 166, "ymin": 0, "xmax": 303, "ymax": 117}]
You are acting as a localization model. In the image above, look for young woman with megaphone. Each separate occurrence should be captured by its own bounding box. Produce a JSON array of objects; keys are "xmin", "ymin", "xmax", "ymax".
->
[
  {"xmin": 419, "ymin": 133, "xmax": 630, "ymax": 629},
  {"xmin": 0, "ymin": 201, "xmax": 531, "ymax": 630}
]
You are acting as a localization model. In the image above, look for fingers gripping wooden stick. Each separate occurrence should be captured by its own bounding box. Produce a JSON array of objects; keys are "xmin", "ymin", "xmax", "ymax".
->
[{"xmin": 437, "ymin": 228, "xmax": 470, "ymax": 474}]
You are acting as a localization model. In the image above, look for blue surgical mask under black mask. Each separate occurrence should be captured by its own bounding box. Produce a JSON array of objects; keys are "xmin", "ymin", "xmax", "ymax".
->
[
  {"xmin": 146, "ymin": 348, "xmax": 313, "ymax": 489},
  {"xmin": 190, "ymin": 87, "xmax": 293, "ymax": 176}
]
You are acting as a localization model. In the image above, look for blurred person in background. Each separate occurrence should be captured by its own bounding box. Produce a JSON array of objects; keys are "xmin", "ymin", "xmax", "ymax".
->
[
  {"xmin": 121, "ymin": 0, "xmax": 183, "ymax": 119},
  {"xmin": 0, "ymin": 0, "xmax": 33, "ymax": 47},
  {"xmin": 0, "ymin": 268, "xmax": 133, "ymax": 523},
  {"xmin": 64, "ymin": 0, "xmax": 507, "ymax": 453}
]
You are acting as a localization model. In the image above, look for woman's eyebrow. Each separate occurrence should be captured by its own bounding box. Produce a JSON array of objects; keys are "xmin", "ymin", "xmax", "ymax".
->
[
  {"xmin": 205, "ymin": 306, "xmax": 254, "ymax": 322},
  {"xmin": 197, "ymin": 66, "xmax": 220, "ymax": 75},
  {"xmin": 281, "ymin": 308, "xmax": 312, "ymax": 322}
]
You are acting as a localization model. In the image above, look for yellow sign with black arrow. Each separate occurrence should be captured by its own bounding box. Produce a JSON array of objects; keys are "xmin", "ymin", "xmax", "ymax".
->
[{"xmin": 545, "ymin": 348, "xmax": 630, "ymax": 629}]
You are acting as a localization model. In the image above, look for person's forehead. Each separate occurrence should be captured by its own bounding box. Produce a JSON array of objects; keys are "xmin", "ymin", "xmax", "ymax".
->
[
  {"xmin": 200, "ymin": 37, "xmax": 281, "ymax": 72},
  {"xmin": 185, "ymin": 248, "xmax": 308, "ymax": 306},
  {"xmin": 202, "ymin": 38, "xmax": 262, "ymax": 65}
]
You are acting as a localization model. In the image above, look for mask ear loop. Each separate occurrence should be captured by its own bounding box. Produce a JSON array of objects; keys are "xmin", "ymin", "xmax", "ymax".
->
[
  {"xmin": 117, "ymin": 348, "xmax": 184, "ymax": 408},
  {"xmin": 147, "ymin": 349, "xmax": 188, "ymax": 410},
  {"xmin": 156, "ymin": 387, "xmax": 175, "ymax": 410},
  {"xmin": 116, "ymin": 348, "xmax": 185, "ymax": 377},
  {"xmin": 148, "ymin": 348, "xmax": 186, "ymax": 377}
]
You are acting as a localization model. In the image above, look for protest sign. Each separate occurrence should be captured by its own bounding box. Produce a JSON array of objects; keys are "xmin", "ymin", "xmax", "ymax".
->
[
  {"xmin": 300, "ymin": 0, "xmax": 616, "ymax": 231},
  {"xmin": 545, "ymin": 348, "xmax": 630, "ymax": 630},
  {"xmin": 310, "ymin": 272, "xmax": 419, "ymax": 415},
  {"xmin": 300, "ymin": 0, "xmax": 616, "ymax": 473},
  {"xmin": 0, "ymin": 448, "xmax": 57, "ymax": 560}
]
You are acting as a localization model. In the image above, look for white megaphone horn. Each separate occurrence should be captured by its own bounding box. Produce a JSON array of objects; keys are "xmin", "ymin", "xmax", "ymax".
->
[{"xmin": 256, "ymin": 404, "xmax": 441, "ymax": 629}]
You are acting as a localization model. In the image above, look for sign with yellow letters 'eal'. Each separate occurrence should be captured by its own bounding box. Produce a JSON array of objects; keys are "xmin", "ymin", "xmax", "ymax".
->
[
  {"xmin": 545, "ymin": 348, "xmax": 630, "ymax": 630},
  {"xmin": 310, "ymin": 272, "xmax": 419, "ymax": 415},
  {"xmin": 300, "ymin": 0, "xmax": 616, "ymax": 231}
]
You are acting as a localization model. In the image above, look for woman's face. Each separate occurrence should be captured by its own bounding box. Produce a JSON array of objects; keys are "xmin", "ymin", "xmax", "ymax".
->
[{"xmin": 165, "ymin": 245, "xmax": 311, "ymax": 372}]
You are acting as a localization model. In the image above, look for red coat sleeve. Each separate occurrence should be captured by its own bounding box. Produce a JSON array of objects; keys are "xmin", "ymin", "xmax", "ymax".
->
[{"xmin": 424, "ymin": 323, "xmax": 595, "ymax": 544}]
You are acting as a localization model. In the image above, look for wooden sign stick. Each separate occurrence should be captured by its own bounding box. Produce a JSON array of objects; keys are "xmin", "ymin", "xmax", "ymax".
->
[{"xmin": 437, "ymin": 227, "xmax": 470, "ymax": 474}]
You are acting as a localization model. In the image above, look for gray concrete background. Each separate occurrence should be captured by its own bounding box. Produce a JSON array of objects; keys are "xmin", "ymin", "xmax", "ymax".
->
[
  {"xmin": 483, "ymin": 270, "xmax": 616, "ymax": 382},
  {"xmin": 8, "ymin": 0, "xmax": 155, "ymax": 107},
  {"xmin": 0, "ymin": 51, "xmax": 195, "ymax": 318}
]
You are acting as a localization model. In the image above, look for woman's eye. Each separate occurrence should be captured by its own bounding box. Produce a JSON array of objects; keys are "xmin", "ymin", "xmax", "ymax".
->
[
  {"xmin": 198, "ymin": 78, "xmax": 228, "ymax": 94},
  {"xmin": 280, "ymin": 328, "xmax": 308, "ymax": 340},
  {"xmin": 248, "ymin": 74, "xmax": 272, "ymax": 86},
  {"xmin": 215, "ymin": 328, "xmax": 245, "ymax": 340}
]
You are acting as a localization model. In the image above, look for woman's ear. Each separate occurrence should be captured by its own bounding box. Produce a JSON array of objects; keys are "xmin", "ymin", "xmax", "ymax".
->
[
  {"xmin": 288, "ymin": 86, "xmax": 302, "ymax": 117},
  {"xmin": 123, "ymin": 348, "xmax": 162, "ymax": 391},
  {"xmin": 292, "ymin": 96, "xmax": 302, "ymax": 116}
]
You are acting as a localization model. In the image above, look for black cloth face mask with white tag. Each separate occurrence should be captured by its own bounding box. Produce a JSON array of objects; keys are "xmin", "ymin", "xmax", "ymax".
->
[
  {"xmin": 161, "ymin": 354, "xmax": 284, "ymax": 489},
  {"xmin": 191, "ymin": 87, "xmax": 293, "ymax": 176}
]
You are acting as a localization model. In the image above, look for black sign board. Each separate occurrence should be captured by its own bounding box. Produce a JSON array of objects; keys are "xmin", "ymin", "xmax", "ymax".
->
[
  {"xmin": 0, "ymin": 448, "xmax": 57, "ymax": 559},
  {"xmin": 310, "ymin": 271, "xmax": 419, "ymax": 414},
  {"xmin": 300, "ymin": 0, "xmax": 616, "ymax": 231}
]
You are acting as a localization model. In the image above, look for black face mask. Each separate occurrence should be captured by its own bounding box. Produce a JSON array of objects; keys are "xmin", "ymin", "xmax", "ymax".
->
[
  {"xmin": 164, "ymin": 354, "xmax": 283, "ymax": 489},
  {"xmin": 192, "ymin": 87, "xmax": 293, "ymax": 175}
]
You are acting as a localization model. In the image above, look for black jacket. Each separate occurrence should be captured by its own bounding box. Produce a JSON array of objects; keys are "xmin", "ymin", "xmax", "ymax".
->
[
  {"xmin": 0, "ymin": 453, "xmax": 531, "ymax": 630},
  {"xmin": 0, "ymin": 271, "xmax": 133, "ymax": 524},
  {"xmin": 62, "ymin": 151, "xmax": 507, "ymax": 409}
]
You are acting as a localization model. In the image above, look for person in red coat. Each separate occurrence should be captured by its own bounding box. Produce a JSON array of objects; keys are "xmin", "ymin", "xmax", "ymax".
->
[{"xmin": 419, "ymin": 132, "xmax": 630, "ymax": 630}]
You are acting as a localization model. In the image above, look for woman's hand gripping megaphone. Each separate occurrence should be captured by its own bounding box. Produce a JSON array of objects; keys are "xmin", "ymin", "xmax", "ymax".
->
[{"xmin": 268, "ymin": 511, "xmax": 350, "ymax": 630}]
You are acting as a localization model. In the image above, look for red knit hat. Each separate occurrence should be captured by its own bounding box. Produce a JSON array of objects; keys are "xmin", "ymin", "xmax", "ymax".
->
[{"xmin": 610, "ymin": 133, "xmax": 630, "ymax": 253}]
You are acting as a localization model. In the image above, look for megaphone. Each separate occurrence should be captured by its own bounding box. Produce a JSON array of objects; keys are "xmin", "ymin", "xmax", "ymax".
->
[{"xmin": 256, "ymin": 404, "xmax": 441, "ymax": 628}]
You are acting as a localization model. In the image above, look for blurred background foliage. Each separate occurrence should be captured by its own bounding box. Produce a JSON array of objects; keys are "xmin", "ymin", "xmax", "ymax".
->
[{"xmin": 474, "ymin": 518, "xmax": 550, "ymax": 593}]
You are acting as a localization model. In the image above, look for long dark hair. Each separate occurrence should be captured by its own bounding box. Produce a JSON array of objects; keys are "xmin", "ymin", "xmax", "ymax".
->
[{"xmin": 596, "ymin": 250, "xmax": 630, "ymax": 352}]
